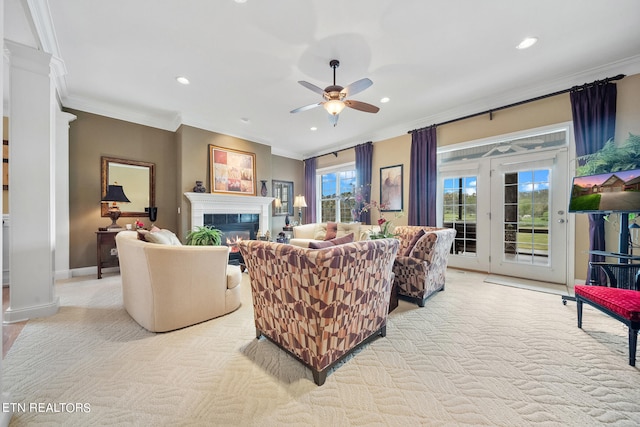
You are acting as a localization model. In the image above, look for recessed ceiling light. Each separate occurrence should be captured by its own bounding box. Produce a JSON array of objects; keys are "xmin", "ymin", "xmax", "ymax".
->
[
  {"xmin": 516, "ymin": 37, "xmax": 538, "ymax": 50},
  {"xmin": 310, "ymin": 127, "xmax": 318, "ymax": 131},
  {"xmin": 380, "ymin": 97, "xmax": 390, "ymax": 103},
  {"xmin": 234, "ymin": 0, "xmax": 247, "ymax": 3},
  {"xmin": 176, "ymin": 76, "xmax": 190, "ymax": 85},
  {"xmin": 240, "ymin": 117, "xmax": 250, "ymax": 123}
]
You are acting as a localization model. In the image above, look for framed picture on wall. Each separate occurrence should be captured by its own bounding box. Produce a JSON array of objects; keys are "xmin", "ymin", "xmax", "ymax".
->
[
  {"xmin": 209, "ymin": 145, "xmax": 256, "ymax": 196},
  {"xmin": 272, "ymin": 180, "xmax": 293, "ymax": 216},
  {"xmin": 380, "ymin": 164, "xmax": 403, "ymax": 212}
]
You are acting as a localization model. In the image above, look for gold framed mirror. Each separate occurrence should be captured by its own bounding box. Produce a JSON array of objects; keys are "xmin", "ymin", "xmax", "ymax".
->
[{"xmin": 101, "ymin": 156, "xmax": 155, "ymax": 218}]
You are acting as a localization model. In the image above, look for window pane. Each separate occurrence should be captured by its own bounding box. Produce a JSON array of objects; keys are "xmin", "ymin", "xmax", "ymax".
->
[
  {"xmin": 321, "ymin": 200, "xmax": 336, "ymax": 222},
  {"xmin": 318, "ymin": 168, "xmax": 357, "ymax": 223},
  {"xmin": 444, "ymin": 175, "xmax": 477, "ymax": 256},
  {"xmin": 339, "ymin": 170, "xmax": 356, "ymax": 196},
  {"xmin": 321, "ymin": 173, "xmax": 337, "ymax": 199}
]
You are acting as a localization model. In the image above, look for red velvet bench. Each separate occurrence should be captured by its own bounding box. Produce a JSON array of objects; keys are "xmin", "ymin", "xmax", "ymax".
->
[{"xmin": 575, "ymin": 285, "xmax": 640, "ymax": 366}]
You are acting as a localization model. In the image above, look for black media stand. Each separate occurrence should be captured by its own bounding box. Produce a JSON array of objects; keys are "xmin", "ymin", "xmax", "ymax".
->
[{"xmin": 562, "ymin": 212, "xmax": 639, "ymax": 305}]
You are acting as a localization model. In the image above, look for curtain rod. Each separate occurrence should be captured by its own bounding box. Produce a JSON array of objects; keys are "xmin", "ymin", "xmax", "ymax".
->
[
  {"xmin": 305, "ymin": 141, "xmax": 372, "ymax": 161},
  {"xmin": 408, "ymin": 73, "xmax": 625, "ymax": 134}
]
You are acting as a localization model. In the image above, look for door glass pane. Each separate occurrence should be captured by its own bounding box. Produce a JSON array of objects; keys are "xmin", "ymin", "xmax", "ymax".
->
[
  {"xmin": 503, "ymin": 169, "xmax": 550, "ymax": 265},
  {"xmin": 444, "ymin": 176, "xmax": 477, "ymax": 256}
]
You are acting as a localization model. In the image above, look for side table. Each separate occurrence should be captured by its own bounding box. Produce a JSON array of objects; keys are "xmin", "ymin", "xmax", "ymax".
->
[
  {"xmin": 96, "ymin": 229, "xmax": 122, "ymax": 279},
  {"xmin": 282, "ymin": 225, "xmax": 294, "ymax": 242}
]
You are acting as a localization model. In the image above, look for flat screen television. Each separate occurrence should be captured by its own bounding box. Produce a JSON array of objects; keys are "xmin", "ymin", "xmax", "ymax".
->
[{"xmin": 568, "ymin": 168, "xmax": 640, "ymax": 213}]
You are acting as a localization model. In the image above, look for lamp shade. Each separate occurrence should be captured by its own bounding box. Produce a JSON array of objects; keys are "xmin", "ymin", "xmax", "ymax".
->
[
  {"xmin": 324, "ymin": 100, "xmax": 346, "ymax": 116},
  {"xmin": 293, "ymin": 195, "xmax": 307, "ymax": 208},
  {"xmin": 274, "ymin": 198, "xmax": 282, "ymax": 209},
  {"xmin": 102, "ymin": 184, "xmax": 130, "ymax": 203}
]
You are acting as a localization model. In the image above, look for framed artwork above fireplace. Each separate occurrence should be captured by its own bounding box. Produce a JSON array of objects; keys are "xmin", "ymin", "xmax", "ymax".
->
[{"xmin": 209, "ymin": 145, "xmax": 256, "ymax": 196}]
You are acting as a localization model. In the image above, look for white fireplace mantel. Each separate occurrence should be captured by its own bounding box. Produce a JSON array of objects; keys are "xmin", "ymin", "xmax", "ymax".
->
[{"xmin": 185, "ymin": 192, "xmax": 274, "ymax": 233}]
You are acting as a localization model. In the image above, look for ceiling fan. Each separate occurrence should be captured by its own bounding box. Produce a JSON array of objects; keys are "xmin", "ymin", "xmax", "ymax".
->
[{"xmin": 290, "ymin": 59, "xmax": 380, "ymax": 127}]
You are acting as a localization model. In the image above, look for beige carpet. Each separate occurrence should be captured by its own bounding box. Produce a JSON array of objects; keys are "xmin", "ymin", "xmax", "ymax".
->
[{"xmin": 3, "ymin": 269, "xmax": 640, "ymax": 426}]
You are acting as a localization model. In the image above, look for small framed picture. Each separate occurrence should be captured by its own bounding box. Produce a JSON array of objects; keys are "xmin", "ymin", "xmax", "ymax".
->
[{"xmin": 380, "ymin": 164, "xmax": 403, "ymax": 211}]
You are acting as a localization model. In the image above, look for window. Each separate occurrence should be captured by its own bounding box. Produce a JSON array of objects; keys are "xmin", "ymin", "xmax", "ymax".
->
[
  {"xmin": 443, "ymin": 176, "xmax": 477, "ymax": 256},
  {"xmin": 503, "ymin": 169, "xmax": 550, "ymax": 264},
  {"xmin": 318, "ymin": 164, "xmax": 356, "ymax": 222}
]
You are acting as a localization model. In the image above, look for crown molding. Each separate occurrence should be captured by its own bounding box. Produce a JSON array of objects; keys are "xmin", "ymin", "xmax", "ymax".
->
[
  {"xmin": 26, "ymin": 0, "xmax": 60, "ymax": 57},
  {"xmin": 62, "ymin": 95, "xmax": 182, "ymax": 131}
]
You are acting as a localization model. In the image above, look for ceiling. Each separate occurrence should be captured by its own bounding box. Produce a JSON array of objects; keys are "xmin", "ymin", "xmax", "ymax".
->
[{"xmin": 5, "ymin": 0, "xmax": 640, "ymax": 159}]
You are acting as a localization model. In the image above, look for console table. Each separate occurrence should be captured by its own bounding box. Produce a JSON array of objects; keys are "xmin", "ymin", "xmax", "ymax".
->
[{"xmin": 96, "ymin": 229, "xmax": 122, "ymax": 279}]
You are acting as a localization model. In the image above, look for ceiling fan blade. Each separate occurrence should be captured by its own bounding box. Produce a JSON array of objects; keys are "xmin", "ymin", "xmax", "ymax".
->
[
  {"xmin": 328, "ymin": 113, "xmax": 339, "ymax": 127},
  {"xmin": 340, "ymin": 78, "xmax": 372, "ymax": 98},
  {"xmin": 344, "ymin": 100, "xmax": 379, "ymax": 113},
  {"xmin": 290, "ymin": 102, "xmax": 323, "ymax": 114},
  {"xmin": 298, "ymin": 81, "xmax": 326, "ymax": 96}
]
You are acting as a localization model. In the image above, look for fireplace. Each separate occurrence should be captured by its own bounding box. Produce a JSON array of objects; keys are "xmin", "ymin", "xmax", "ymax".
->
[
  {"xmin": 204, "ymin": 214, "xmax": 259, "ymax": 263},
  {"xmin": 185, "ymin": 192, "xmax": 274, "ymax": 264}
]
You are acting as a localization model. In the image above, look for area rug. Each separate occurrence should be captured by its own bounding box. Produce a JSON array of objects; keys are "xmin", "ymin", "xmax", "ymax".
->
[
  {"xmin": 484, "ymin": 273, "xmax": 570, "ymax": 296},
  {"xmin": 3, "ymin": 269, "xmax": 639, "ymax": 426}
]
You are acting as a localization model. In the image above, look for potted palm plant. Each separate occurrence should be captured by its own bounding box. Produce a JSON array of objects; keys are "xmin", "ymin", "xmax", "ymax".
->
[
  {"xmin": 185, "ymin": 225, "xmax": 222, "ymax": 246},
  {"xmin": 576, "ymin": 133, "xmax": 640, "ymax": 175}
]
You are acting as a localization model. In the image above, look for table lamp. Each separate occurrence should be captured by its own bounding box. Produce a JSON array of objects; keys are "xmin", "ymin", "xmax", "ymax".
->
[
  {"xmin": 293, "ymin": 195, "xmax": 307, "ymax": 225},
  {"xmin": 101, "ymin": 184, "xmax": 130, "ymax": 229}
]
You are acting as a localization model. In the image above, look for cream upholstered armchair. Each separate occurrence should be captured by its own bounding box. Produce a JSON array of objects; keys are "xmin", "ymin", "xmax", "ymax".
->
[
  {"xmin": 237, "ymin": 238, "xmax": 399, "ymax": 385},
  {"xmin": 115, "ymin": 230, "xmax": 242, "ymax": 332},
  {"xmin": 392, "ymin": 226, "xmax": 456, "ymax": 307}
]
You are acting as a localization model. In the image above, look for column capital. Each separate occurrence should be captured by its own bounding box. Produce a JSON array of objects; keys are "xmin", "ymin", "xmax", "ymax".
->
[{"xmin": 5, "ymin": 40, "xmax": 52, "ymax": 75}]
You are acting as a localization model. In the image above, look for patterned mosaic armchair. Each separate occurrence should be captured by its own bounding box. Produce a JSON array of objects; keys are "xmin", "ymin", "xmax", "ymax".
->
[
  {"xmin": 392, "ymin": 226, "xmax": 456, "ymax": 307},
  {"xmin": 237, "ymin": 238, "xmax": 399, "ymax": 386}
]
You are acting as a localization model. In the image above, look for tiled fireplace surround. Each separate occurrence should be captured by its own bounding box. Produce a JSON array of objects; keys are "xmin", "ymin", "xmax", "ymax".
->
[{"xmin": 184, "ymin": 192, "xmax": 274, "ymax": 253}]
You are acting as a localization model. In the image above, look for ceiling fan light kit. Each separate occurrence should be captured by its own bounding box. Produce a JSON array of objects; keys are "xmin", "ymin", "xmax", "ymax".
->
[{"xmin": 291, "ymin": 59, "xmax": 379, "ymax": 126}]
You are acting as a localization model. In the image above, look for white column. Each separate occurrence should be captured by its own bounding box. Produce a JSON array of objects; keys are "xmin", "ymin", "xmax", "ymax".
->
[
  {"xmin": 4, "ymin": 41, "xmax": 59, "ymax": 323},
  {"xmin": 55, "ymin": 110, "xmax": 75, "ymax": 280},
  {"xmin": 1, "ymin": 4, "xmax": 12, "ymax": 424}
]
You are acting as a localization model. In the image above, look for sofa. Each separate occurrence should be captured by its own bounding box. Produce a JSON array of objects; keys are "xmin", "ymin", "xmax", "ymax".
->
[
  {"xmin": 237, "ymin": 238, "xmax": 399, "ymax": 385},
  {"xmin": 289, "ymin": 222, "xmax": 374, "ymax": 248},
  {"xmin": 392, "ymin": 226, "xmax": 457, "ymax": 307},
  {"xmin": 115, "ymin": 230, "xmax": 242, "ymax": 332}
]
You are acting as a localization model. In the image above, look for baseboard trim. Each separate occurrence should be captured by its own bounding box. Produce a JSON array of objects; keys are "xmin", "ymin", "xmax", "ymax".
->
[
  {"xmin": 3, "ymin": 297, "xmax": 60, "ymax": 323},
  {"xmin": 70, "ymin": 266, "xmax": 119, "ymax": 278},
  {"xmin": 55, "ymin": 269, "xmax": 72, "ymax": 281}
]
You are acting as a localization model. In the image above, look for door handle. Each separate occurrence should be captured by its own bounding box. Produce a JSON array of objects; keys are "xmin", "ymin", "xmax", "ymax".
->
[{"xmin": 557, "ymin": 219, "xmax": 565, "ymax": 223}]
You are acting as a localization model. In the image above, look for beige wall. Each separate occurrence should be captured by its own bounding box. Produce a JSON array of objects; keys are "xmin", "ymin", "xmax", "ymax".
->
[
  {"xmin": 370, "ymin": 73, "xmax": 640, "ymax": 282},
  {"xmin": 175, "ymin": 125, "xmax": 274, "ymax": 240},
  {"xmin": 49, "ymin": 73, "xmax": 640, "ymax": 273},
  {"xmin": 67, "ymin": 109, "xmax": 178, "ymax": 268},
  {"xmin": 271, "ymin": 154, "xmax": 305, "ymax": 234},
  {"xmin": 66, "ymin": 114, "xmax": 305, "ymax": 269}
]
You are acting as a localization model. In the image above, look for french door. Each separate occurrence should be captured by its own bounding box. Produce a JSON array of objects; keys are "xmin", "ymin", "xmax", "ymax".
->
[
  {"xmin": 440, "ymin": 132, "xmax": 569, "ymax": 285},
  {"xmin": 488, "ymin": 150, "xmax": 568, "ymax": 283}
]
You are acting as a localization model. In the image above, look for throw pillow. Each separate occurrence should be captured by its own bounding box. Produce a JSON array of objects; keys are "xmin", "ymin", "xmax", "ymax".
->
[
  {"xmin": 144, "ymin": 229, "xmax": 182, "ymax": 246},
  {"xmin": 337, "ymin": 222, "xmax": 360, "ymax": 239},
  {"xmin": 313, "ymin": 223, "xmax": 328, "ymax": 240},
  {"xmin": 309, "ymin": 240, "xmax": 335, "ymax": 249},
  {"xmin": 329, "ymin": 233, "xmax": 354, "ymax": 246},
  {"xmin": 324, "ymin": 222, "xmax": 338, "ymax": 240},
  {"xmin": 404, "ymin": 229, "xmax": 425, "ymax": 256}
]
